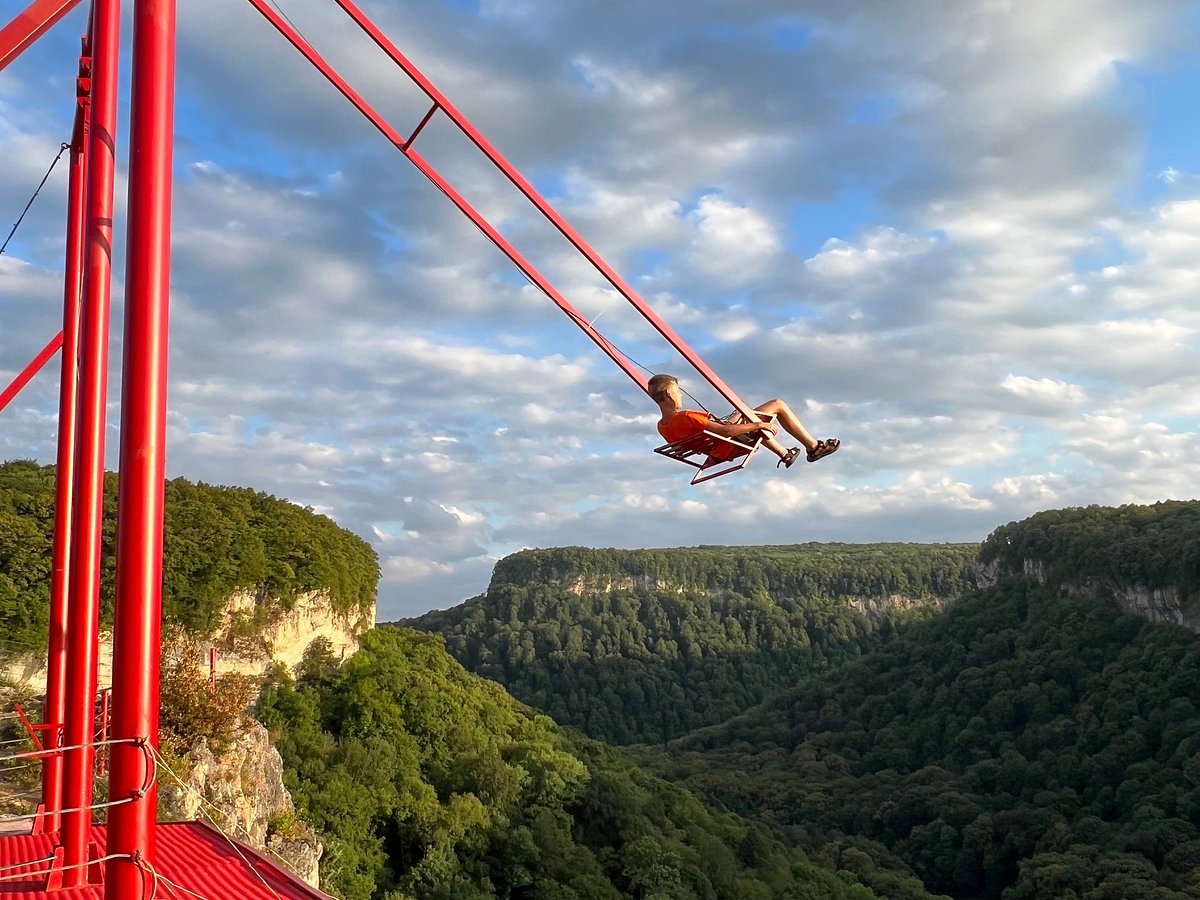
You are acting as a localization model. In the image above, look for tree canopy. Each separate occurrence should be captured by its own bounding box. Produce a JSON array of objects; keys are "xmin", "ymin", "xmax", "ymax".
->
[
  {"xmin": 257, "ymin": 626, "xmax": 893, "ymax": 900},
  {"xmin": 979, "ymin": 500, "xmax": 1200, "ymax": 597},
  {"xmin": 0, "ymin": 460, "xmax": 379, "ymax": 646},
  {"xmin": 634, "ymin": 575, "xmax": 1200, "ymax": 899},
  {"xmin": 405, "ymin": 544, "xmax": 977, "ymax": 744}
]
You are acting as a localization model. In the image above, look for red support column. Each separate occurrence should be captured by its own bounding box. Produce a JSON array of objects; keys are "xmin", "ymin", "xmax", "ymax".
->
[
  {"xmin": 41, "ymin": 64, "xmax": 90, "ymax": 835},
  {"xmin": 59, "ymin": 0, "xmax": 120, "ymax": 886},
  {"xmin": 106, "ymin": 0, "xmax": 177, "ymax": 894}
]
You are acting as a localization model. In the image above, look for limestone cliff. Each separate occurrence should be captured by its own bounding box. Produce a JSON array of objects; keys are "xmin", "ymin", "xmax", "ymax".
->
[
  {"xmin": 975, "ymin": 556, "xmax": 1200, "ymax": 634},
  {"xmin": 0, "ymin": 588, "xmax": 374, "ymax": 692},
  {"xmin": 205, "ymin": 588, "xmax": 374, "ymax": 678},
  {"xmin": 157, "ymin": 719, "xmax": 322, "ymax": 888}
]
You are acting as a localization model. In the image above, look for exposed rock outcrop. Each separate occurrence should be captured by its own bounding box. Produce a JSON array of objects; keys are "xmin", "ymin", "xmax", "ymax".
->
[
  {"xmin": 975, "ymin": 557, "xmax": 1199, "ymax": 634},
  {"xmin": 205, "ymin": 588, "xmax": 373, "ymax": 678},
  {"xmin": 0, "ymin": 588, "xmax": 374, "ymax": 692},
  {"xmin": 847, "ymin": 592, "xmax": 948, "ymax": 623},
  {"xmin": 157, "ymin": 719, "xmax": 322, "ymax": 888}
]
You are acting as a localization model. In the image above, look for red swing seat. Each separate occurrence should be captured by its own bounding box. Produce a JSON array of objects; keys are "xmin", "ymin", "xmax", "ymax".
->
[{"xmin": 654, "ymin": 414, "xmax": 774, "ymax": 484}]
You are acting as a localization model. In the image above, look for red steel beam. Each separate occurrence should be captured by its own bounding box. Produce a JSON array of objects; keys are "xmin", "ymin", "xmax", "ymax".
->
[
  {"xmin": 105, "ymin": 0, "xmax": 177, "ymax": 893},
  {"xmin": 60, "ymin": 0, "xmax": 120, "ymax": 885},
  {"xmin": 0, "ymin": 331, "xmax": 63, "ymax": 413},
  {"xmin": 42, "ymin": 60, "xmax": 90, "ymax": 835},
  {"xmin": 242, "ymin": 0, "xmax": 649, "ymax": 392},
  {"xmin": 331, "ymin": 0, "xmax": 757, "ymax": 422},
  {"xmin": 0, "ymin": 0, "xmax": 85, "ymax": 72},
  {"xmin": 245, "ymin": 0, "xmax": 757, "ymax": 420}
]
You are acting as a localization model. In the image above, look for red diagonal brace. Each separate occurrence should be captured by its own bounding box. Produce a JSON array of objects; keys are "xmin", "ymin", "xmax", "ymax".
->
[
  {"xmin": 0, "ymin": 330, "xmax": 64, "ymax": 414},
  {"xmin": 244, "ymin": 0, "xmax": 759, "ymax": 422},
  {"xmin": 0, "ymin": 0, "xmax": 85, "ymax": 72}
]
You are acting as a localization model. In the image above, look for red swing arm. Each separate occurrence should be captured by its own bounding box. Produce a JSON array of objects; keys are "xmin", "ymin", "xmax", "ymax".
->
[{"xmin": 242, "ymin": 0, "xmax": 766, "ymax": 478}]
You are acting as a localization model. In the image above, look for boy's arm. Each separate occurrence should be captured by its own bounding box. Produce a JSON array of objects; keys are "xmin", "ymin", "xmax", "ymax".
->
[{"xmin": 705, "ymin": 415, "xmax": 776, "ymax": 439}]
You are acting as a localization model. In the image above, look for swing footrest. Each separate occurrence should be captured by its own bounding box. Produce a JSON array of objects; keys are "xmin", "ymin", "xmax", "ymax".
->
[{"xmin": 654, "ymin": 430, "xmax": 762, "ymax": 484}]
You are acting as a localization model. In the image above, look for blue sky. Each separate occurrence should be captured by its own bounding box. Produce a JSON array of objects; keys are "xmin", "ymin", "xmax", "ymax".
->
[{"xmin": 2, "ymin": 0, "xmax": 1198, "ymax": 619}]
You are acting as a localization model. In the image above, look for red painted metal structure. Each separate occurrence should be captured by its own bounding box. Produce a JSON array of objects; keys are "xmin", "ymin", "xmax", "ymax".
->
[
  {"xmin": 40, "ymin": 48, "xmax": 91, "ymax": 839},
  {"xmin": 242, "ymin": 0, "xmax": 760, "ymax": 424},
  {"xmin": 102, "ymin": 0, "xmax": 177, "ymax": 891},
  {"xmin": 0, "ymin": 0, "xmax": 768, "ymax": 895},
  {"xmin": 56, "ymin": 0, "xmax": 119, "ymax": 885},
  {"xmin": 0, "ymin": 333, "xmax": 63, "ymax": 415},
  {"xmin": 0, "ymin": 0, "xmax": 83, "ymax": 71}
]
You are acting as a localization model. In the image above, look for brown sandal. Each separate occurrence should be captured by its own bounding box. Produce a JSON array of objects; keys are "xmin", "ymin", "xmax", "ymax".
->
[
  {"xmin": 807, "ymin": 438, "xmax": 840, "ymax": 463},
  {"xmin": 777, "ymin": 447, "xmax": 802, "ymax": 468}
]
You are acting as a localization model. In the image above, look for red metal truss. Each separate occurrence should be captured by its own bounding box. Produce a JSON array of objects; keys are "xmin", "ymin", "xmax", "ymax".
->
[
  {"xmin": 242, "ymin": 0, "xmax": 760, "ymax": 423},
  {"xmin": 0, "ymin": 332, "xmax": 63, "ymax": 414},
  {"xmin": 0, "ymin": 0, "xmax": 85, "ymax": 72}
]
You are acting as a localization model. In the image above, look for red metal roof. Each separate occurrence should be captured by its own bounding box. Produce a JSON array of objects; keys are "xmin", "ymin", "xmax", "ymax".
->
[{"xmin": 0, "ymin": 820, "xmax": 331, "ymax": 899}]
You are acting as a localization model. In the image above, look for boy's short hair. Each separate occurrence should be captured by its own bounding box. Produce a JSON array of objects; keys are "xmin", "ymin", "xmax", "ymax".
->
[{"xmin": 647, "ymin": 374, "xmax": 678, "ymax": 403}]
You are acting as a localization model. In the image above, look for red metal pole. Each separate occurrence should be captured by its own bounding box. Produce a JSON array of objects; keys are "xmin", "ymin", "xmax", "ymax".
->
[
  {"xmin": 60, "ymin": 0, "xmax": 119, "ymax": 885},
  {"xmin": 0, "ymin": 0, "xmax": 85, "ymax": 72},
  {"xmin": 41, "ymin": 67, "xmax": 90, "ymax": 835},
  {"xmin": 331, "ymin": 0, "xmax": 758, "ymax": 421},
  {"xmin": 0, "ymin": 331, "xmax": 63, "ymax": 414},
  {"xmin": 242, "ymin": 0, "xmax": 653, "ymax": 394},
  {"xmin": 106, "ymin": 0, "xmax": 176, "ymax": 893}
]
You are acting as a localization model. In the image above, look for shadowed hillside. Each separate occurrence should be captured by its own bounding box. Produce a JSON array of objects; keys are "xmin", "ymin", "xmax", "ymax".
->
[
  {"xmin": 404, "ymin": 544, "xmax": 977, "ymax": 745},
  {"xmin": 632, "ymin": 503, "xmax": 1200, "ymax": 899}
]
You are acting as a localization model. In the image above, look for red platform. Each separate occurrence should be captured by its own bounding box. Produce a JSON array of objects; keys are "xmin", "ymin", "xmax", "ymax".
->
[{"xmin": 0, "ymin": 820, "xmax": 331, "ymax": 898}]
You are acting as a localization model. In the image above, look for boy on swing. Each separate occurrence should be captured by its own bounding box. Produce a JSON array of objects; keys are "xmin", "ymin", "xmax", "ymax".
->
[{"xmin": 647, "ymin": 373, "xmax": 840, "ymax": 468}]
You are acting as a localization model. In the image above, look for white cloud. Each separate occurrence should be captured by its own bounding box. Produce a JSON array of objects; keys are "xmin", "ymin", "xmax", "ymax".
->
[
  {"xmin": 1000, "ymin": 374, "xmax": 1087, "ymax": 408},
  {"xmin": 2, "ymin": 0, "xmax": 1197, "ymax": 619},
  {"xmin": 686, "ymin": 195, "xmax": 781, "ymax": 285}
]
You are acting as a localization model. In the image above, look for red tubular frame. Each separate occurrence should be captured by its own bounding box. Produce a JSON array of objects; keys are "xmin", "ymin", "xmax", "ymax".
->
[
  {"xmin": 59, "ymin": 0, "xmax": 119, "ymax": 885},
  {"xmin": 245, "ymin": 0, "xmax": 758, "ymax": 422},
  {"xmin": 1, "ymin": 0, "xmax": 768, "ymax": 889},
  {"xmin": 104, "ymin": 0, "xmax": 177, "ymax": 894},
  {"xmin": 0, "ymin": 0, "xmax": 85, "ymax": 71},
  {"xmin": 41, "ymin": 56, "xmax": 91, "ymax": 836},
  {"xmin": 0, "ymin": 331, "xmax": 63, "ymax": 413},
  {"xmin": 243, "ymin": 0, "xmax": 649, "ymax": 392}
]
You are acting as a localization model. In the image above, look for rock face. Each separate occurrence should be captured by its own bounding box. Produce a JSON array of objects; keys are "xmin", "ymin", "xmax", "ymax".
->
[
  {"xmin": 975, "ymin": 557, "xmax": 1200, "ymax": 634},
  {"xmin": 0, "ymin": 589, "xmax": 374, "ymax": 691},
  {"xmin": 205, "ymin": 588, "xmax": 373, "ymax": 678},
  {"xmin": 157, "ymin": 719, "xmax": 322, "ymax": 888},
  {"xmin": 0, "ymin": 632, "xmax": 115, "ymax": 695},
  {"xmin": 847, "ymin": 592, "xmax": 948, "ymax": 623},
  {"xmin": 0, "ymin": 588, "xmax": 374, "ymax": 891}
]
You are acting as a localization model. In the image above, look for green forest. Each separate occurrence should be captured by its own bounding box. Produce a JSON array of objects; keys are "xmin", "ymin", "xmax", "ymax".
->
[
  {"xmin": 0, "ymin": 459, "xmax": 378, "ymax": 646},
  {"xmin": 3, "ymin": 460, "xmax": 1199, "ymax": 899},
  {"xmin": 979, "ymin": 501, "xmax": 1200, "ymax": 597},
  {"xmin": 632, "ymin": 575, "xmax": 1200, "ymax": 898},
  {"xmin": 405, "ymin": 544, "xmax": 977, "ymax": 744},
  {"xmin": 258, "ymin": 628, "xmax": 886, "ymax": 900}
]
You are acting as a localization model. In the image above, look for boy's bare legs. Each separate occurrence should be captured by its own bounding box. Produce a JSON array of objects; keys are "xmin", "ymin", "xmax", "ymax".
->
[
  {"xmin": 754, "ymin": 399, "xmax": 818, "ymax": 451},
  {"xmin": 760, "ymin": 434, "xmax": 790, "ymax": 460}
]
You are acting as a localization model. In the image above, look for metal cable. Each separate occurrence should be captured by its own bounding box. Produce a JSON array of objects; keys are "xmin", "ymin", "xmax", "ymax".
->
[
  {"xmin": 148, "ymin": 744, "xmax": 285, "ymax": 900},
  {"xmin": 0, "ymin": 142, "xmax": 70, "ymax": 258},
  {"xmin": 0, "ymin": 850, "xmax": 134, "ymax": 884}
]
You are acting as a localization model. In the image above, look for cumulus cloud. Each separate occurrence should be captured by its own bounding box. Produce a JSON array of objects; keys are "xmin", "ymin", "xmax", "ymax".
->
[{"xmin": 2, "ymin": 0, "xmax": 1197, "ymax": 618}]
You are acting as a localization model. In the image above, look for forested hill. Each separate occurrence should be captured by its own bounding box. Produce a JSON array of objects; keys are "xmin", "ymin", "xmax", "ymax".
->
[
  {"xmin": 404, "ymin": 544, "xmax": 977, "ymax": 744},
  {"xmin": 631, "ymin": 503, "xmax": 1200, "ymax": 900},
  {"xmin": 0, "ymin": 460, "xmax": 379, "ymax": 644},
  {"xmin": 260, "ymin": 627, "xmax": 904, "ymax": 900},
  {"xmin": 980, "ymin": 501, "xmax": 1200, "ymax": 631}
]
